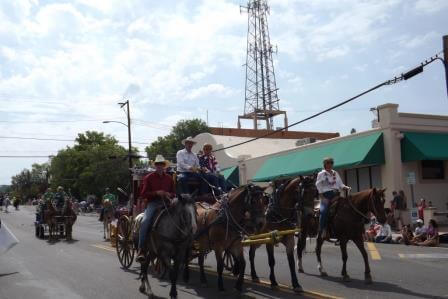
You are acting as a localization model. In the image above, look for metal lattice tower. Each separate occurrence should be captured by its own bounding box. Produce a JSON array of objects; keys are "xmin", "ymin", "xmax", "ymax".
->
[{"xmin": 238, "ymin": 0, "xmax": 287, "ymax": 131}]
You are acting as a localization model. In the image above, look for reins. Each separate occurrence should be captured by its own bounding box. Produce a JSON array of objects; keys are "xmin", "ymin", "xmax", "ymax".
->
[{"xmin": 346, "ymin": 190, "xmax": 377, "ymax": 221}]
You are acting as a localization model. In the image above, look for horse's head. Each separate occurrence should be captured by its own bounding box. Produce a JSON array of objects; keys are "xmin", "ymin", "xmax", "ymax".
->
[
  {"xmin": 178, "ymin": 193, "xmax": 198, "ymax": 235},
  {"xmin": 243, "ymin": 184, "xmax": 268, "ymax": 232},
  {"xmin": 370, "ymin": 188, "xmax": 387, "ymax": 224},
  {"xmin": 297, "ymin": 175, "xmax": 318, "ymax": 204}
]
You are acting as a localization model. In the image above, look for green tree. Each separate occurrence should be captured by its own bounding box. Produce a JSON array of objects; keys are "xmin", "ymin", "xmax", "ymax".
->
[
  {"xmin": 145, "ymin": 119, "xmax": 210, "ymax": 160},
  {"xmin": 50, "ymin": 131, "xmax": 136, "ymax": 199},
  {"xmin": 10, "ymin": 163, "xmax": 49, "ymax": 200}
]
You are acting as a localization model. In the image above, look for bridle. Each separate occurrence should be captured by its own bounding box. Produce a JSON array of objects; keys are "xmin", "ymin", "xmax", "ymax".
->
[{"xmin": 347, "ymin": 189, "xmax": 384, "ymax": 221}]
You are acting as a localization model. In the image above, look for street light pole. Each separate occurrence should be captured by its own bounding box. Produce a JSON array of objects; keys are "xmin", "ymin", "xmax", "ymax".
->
[
  {"xmin": 443, "ymin": 35, "xmax": 448, "ymax": 98},
  {"xmin": 119, "ymin": 100, "xmax": 134, "ymax": 212}
]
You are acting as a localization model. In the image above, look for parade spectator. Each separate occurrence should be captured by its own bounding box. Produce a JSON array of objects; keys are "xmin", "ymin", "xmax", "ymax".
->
[
  {"xmin": 375, "ymin": 221, "xmax": 392, "ymax": 243},
  {"xmin": 414, "ymin": 219, "xmax": 427, "ymax": 240},
  {"xmin": 418, "ymin": 198, "xmax": 427, "ymax": 221},
  {"xmin": 392, "ymin": 191, "xmax": 407, "ymax": 230},
  {"xmin": 395, "ymin": 224, "xmax": 414, "ymax": 244},
  {"xmin": 365, "ymin": 217, "xmax": 381, "ymax": 242},
  {"xmin": 417, "ymin": 219, "xmax": 439, "ymax": 247}
]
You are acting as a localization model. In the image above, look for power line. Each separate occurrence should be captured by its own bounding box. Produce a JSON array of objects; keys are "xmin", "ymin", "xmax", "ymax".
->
[{"xmin": 215, "ymin": 51, "xmax": 443, "ymax": 153}]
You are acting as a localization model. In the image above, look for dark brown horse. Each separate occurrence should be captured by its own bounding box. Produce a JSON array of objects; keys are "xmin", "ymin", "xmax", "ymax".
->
[
  {"xmin": 248, "ymin": 177, "xmax": 303, "ymax": 293},
  {"xmin": 309, "ymin": 188, "xmax": 387, "ymax": 283},
  {"xmin": 43, "ymin": 203, "xmax": 58, "ymax": 241},
  {"xmin": 63, "ymin": 199, "xmax": 77, "ymax": 241},
  {"xmin": 195, "ymin": 184, "xmax": 266, "ymax": 292}
]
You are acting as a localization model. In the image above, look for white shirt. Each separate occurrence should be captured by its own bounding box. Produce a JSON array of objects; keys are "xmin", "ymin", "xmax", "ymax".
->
[
  {"xmin": 316, "ymin": 169, "xmax": 347, "ymax": 194},
  {"xmin": 377, "ymin": 224, "xmax": 392, "ymax": 237},
  {"xmin": 176, "ymin": 148, "xmax": 200, "ymax": 172},
  {"xmin": 415, "ymin": 226, "xmax": 426, "ymax": 235}
]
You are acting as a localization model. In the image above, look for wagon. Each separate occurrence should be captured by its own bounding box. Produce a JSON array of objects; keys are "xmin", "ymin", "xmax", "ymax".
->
[{"xmin": 34, "ymin": 214, "xmax": 69, "ymax": 240}]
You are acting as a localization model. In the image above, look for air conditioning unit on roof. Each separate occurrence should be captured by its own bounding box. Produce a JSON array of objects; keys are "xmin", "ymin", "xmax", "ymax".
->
[{"xmin": 295, "ymin": 137, "xmax": 317, "ymax": 147}]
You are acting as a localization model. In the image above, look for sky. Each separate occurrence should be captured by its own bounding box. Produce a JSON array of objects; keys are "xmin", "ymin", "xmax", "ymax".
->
[{"xmin": 0, "ymin": 0, "xmax": 447, "ymax": 185}]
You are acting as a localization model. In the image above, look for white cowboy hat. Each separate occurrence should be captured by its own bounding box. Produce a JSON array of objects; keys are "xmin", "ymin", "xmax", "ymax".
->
[
  {"xmin": 153, "ymin": 154, "xmax": 168, "ymax": 166},
  {"xmin": 182, "ymin": 136, "xmax": 197, "ymax": 145}
]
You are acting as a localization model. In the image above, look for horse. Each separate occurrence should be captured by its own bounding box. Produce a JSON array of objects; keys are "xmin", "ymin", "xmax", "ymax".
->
[
  {"xmin": 103, "ymin": 200, "xmax": 115, "ymax": 240},
  {"xmin": 295, "ymin": 175, "xmax": 319, "ymax": 273},
  {"xmin": 307, "ymin": 187, "xmax": 387, "ymax": 284},
  {"xmin": 248, "ymin": 177, "xmax": 304, "ymax": 293},
  {"xmin": 195, "ymin": 184, "xmax": 267, "ymax": 292},
  {"xmin": 43, "ymin": 203, "xmax": 58, "ymax": 241},
  {"xmin": 63, "ymin": 199, "xmax": 77, "ymax": 241},
  {"xmin": 139, "ymin": 193, "xmax": 197, "ymax": 299}
]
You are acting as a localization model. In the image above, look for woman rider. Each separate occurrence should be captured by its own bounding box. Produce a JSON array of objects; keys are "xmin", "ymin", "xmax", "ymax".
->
[{"xmin": 316, "ymin": 157, "xmax": 351, "ymax": 239}]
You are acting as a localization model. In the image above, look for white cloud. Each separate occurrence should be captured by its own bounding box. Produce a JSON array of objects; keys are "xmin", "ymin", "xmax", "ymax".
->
[
  {"xmin": 185, "ymin": 83, "xmax": 238, "ymax": 100},
  {"xmin": 414, "ymin": 0, "xmax": 448, "ymax": 14},
  {"xmin": 399, "ymin": 31, "xmax": 440, "ymax": 49}
]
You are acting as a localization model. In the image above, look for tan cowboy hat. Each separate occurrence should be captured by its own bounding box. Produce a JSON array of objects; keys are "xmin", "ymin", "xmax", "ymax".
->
[
  {"xmin": 182, "ymin": 136, "xmax": 197, "ymax": 145},
  {"xmin": 152, "ymin": 154, "xmax": 169, "ymax": 167}
]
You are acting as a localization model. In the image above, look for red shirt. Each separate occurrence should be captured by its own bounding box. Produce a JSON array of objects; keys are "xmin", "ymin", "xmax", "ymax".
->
[{"xmin": 139, "ymin": 172, "xmax": 175, "ymax": 203}]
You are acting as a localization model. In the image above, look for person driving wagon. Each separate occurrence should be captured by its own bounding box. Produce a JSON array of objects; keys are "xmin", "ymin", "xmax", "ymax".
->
[
  {"xmin": 316, "ymin": 157, "xmax": 351, "ymax": 239},
  {"xmin": 136, "ymin": 154, "xmax": 175, "ymax": 262},
  {"xmin": 176, "ymin": 137, "xmax": 216, "ymax": 195}
]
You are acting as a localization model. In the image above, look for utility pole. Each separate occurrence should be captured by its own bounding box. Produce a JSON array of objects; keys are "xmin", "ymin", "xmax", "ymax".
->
[
  {"xmin": 443, "ymin": 35, "xmax": 448, "ymax": 98},
  {"xmin": 119, "ymin": 100, "xmax": 133, "ymax": 211}
]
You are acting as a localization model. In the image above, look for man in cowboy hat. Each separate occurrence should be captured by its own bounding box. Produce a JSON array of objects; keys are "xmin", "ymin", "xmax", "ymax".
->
[
  {"xmin": 176, "ymin": 136, "xmax": 208, "ymax": 194},
  {"xmin": 53, "ymin": 186, "xmax": 67, "ymax": 212},
  {"xmin": 99, "ymin": 188, "xmax": 117, "ymax": 222},
  {"xmin": 137, "ymin": 154, "xmax": 175, "ymax": 262}
]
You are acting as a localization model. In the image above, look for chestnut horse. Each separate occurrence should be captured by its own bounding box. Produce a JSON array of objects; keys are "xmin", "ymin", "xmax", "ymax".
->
[
  {"xmin": 298, "ymin": 187, "xmax": 387, "ymax": 284},
  {"xmin": 63, "ymin": 199, "xmax": 77, "ymax": 241},
  {"xmin": 195, "ymin": 184, "xmax": 267, "ymax": 292},
  {"xmin": 248, "ymin": 177, "xmax": 303, "ymax": 293},
  {"xmin": 43, "ymin": 203, "xmax": 58, "ymax": 241}
]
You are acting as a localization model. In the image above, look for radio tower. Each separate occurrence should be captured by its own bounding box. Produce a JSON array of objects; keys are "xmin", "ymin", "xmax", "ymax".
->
[{"xmin": 238, "ymin": 0, "xmax": 287, "ymax": 131}]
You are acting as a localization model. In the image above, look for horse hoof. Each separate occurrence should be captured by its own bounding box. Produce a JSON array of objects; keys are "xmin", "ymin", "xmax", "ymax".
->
[
  {"xmin": 298, "ymin": 268, "xmax": 304, "ymax": 273},
  {"xmin": 251, "ymin": 277, "xmax": 260, "ymax": 283},
  {"xmin": 139, "ymin": 285, "xmax": 146, "ymax": 293},
  {"xmin": 271, "ymin": 284, "xmax": 279, "ymax": 291},
  {"xmin": 365, "ymin": 277, "xmax": 373, "ymax": 284},
  {"xmin": 320, "ymin": 272, "xmax": 328, "ymax": 277},
  {"xmin": 342, "ymin": 275, "xmax": 351, "ymax": 282},
  {"xmin": 293, "ymin": 286, "xmax": 303, "ymax": 293}
]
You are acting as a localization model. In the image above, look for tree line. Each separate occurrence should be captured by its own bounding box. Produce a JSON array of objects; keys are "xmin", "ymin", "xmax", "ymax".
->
[{"xmin": 9, "ymin": 119, "xmax": 209, "ymax": 202}]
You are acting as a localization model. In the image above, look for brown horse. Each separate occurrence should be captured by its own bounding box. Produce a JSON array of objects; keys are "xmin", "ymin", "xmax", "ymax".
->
[
  {"xmin": 312, "ymin": 188, "xmax": 387, "ymax": 284},
  {"xmin": 248, "ymin": 177, "xmax": 303, "ymax": 292},
  {"xmin": 195, "ymin": 184, "xmax": 266, "ymax": 292},
  {"xmin": 43, "ymin": 203, "xmax": 58, "ymax": 241},
  {"xmin": 63, "ymin": 199, "xmax": 77, "ymax": 241},
  {"xmin": 103, "ymin": 200, "xmax": 115, "ymax": 240}
]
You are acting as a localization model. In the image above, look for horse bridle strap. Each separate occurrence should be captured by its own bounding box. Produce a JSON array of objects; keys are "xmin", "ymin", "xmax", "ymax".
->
[{"xmin": 347, "ymin": 191, "xmax": 375, "ymax": 221}]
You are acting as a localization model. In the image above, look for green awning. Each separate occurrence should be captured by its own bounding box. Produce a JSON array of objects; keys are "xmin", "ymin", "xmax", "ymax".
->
[
  {"xmin": 221, "ymin": 166, "xmax": 239, "ymax": 187},
  {"xmin": 401, "ymin": 132, "xmax": 448, "ymax": 162},
  {"xmin": 253, "ymin": 131, "xmax": 384, "ymax": 182}
]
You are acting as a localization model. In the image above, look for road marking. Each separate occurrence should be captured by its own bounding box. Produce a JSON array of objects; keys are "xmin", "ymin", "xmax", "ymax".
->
[
  {"xmin": 399, "ymin": 253, "xmax": 448, "ymax": 259},
  {"xmin": 189, "ymin": 265, "xmax": 342, "ymax": 299},
  {"xmin": 366, "ymin": 242, "xmax": 381, "ymax": 260},
  {"xmin": 92, "ymin": 244, "xmax": 115, "ymax": 253}
]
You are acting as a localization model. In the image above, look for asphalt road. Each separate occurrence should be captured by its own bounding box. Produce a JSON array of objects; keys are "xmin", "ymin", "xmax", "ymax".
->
[{"xmin": 1, "ymin": 206, "xmax": 447, "ymax": 299}]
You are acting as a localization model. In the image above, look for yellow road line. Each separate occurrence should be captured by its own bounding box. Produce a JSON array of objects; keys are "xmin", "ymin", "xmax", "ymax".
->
[
  {"xmin": 92, "ymin": 244, "xmax": 116, "ymax": 253},
  {"xmin": 189, "ymin": 265, "xmax": 342, "ymax": 299},
  {"xmin": 366, "ymin": 242, "xmax": 381, "ymax": 260}
]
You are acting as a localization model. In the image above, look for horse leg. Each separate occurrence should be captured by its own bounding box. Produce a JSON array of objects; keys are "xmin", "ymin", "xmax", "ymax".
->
[
  {"xmin": 103, "ymin": 220, "xmax": 106, "ymax": 239},
  {"xmin": 139, "ymin": 259, "xmax": 153, "ymax": 298},
  {"xmin": 215, "ymin": 248, "xmax": 225, "ymax": 291},
  {"xmin": 316, "ymin": 232, "xmax": 328, "ymax": 276},
  {"xmin": 230, "ymin": 244, "xmax": 245, "ymax": 292},
  {"xmin": 183, "ymin": 247, "xmax": 191, "ymax": 283},
  {"xmin": 285, "ymin": 236, "xmax": 302, "ymax": 293},
  {"xmin": 266, "ymin": 243, "xmax": 279, "ymax": 290},
  {"xmin": 169, "ymin": 256, "xmax": 180, "ymax": 298},
  {"xmin": 249, "ymin": 245, "xmax": 260, "ymax": 282},
  {"xmin": 339, "ymin": 238, "xmax": 350, "ymax": 282},
  {"xmin": 353, "ymin": 238, "xmax": 372, "ymax": 284},
  {"xmin": 198, "ymin": 251, "xmax": 207, "ymax": 285},
  {"xmin": 297, "ymin": 217, "xmax": 308, "ymax": 273}
]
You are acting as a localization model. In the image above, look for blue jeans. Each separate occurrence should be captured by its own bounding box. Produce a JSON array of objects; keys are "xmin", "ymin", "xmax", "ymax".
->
[
  {"xmin": 138, "ymin": 199, "xmax": 163, "ymax": 250},
  {"xmin": 319, "ymin": 190, "xmax": 338, "ymax": 232}
]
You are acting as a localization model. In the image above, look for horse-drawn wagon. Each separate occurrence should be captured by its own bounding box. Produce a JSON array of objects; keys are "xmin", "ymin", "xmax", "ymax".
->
[{"xmin": 34, "ymin": 199, "xmax": 77, "ymax": 241}]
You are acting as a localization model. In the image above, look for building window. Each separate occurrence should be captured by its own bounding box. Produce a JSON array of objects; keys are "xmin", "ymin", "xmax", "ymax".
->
[{"xmin": 421, "ymin": 160, "xmax": 445, "ymax": 180}]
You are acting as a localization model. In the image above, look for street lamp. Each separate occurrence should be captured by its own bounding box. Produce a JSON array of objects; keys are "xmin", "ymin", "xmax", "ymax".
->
[{"xmin": 102, "ymin": 100, "xmax": 134, "ymax": 213}]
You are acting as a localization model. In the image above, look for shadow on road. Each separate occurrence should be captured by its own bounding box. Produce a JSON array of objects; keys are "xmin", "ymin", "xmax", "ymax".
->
[
  {"xmin": 0, "ymin": 272, "xmax": 19, "ymax": 278},
  {"xmin": 305, "ymin": 273, "xmax": 441, "ymax": 299}
]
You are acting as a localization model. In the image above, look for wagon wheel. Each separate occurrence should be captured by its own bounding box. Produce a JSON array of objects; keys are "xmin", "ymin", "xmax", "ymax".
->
[
  {"xmin": 116, "ymin": 215, "xmax": 134, "ymax": 269},
  {"xmin": 151, "ymin": 257, "xmax": 167, "ymax": 279},
  {"xmin": 223, "ymin": 249, "xmax": 235, "ymax": 274}
]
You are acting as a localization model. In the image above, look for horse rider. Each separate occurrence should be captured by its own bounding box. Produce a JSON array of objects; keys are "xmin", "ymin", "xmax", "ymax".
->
[
  {"xmin": 99, "ymin": 188, "xmax": 117, "ymax": 222},
  {"xmin": 316, "ymin": 157, "xmax": 351, "ymax": 239},
  {"xmin": 136, "ymin": 154, "xmax": 175, "ymax": 263},
  {"xmin": 53, "ymin": 186, "xmax": 67, "ymax": 212},
  {"xmin": 176, "ymin": 137, "xmax": 208, "ymax": 194}
]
